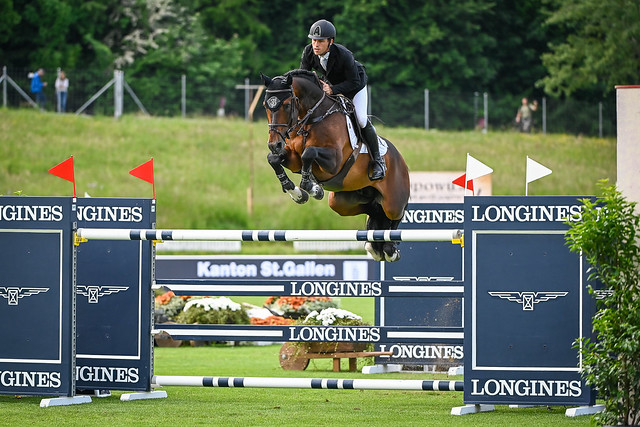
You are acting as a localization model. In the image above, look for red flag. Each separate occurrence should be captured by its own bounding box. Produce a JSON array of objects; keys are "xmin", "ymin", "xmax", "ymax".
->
[
  {"xmin": 129, "ymin": 158, "xmax": 155, "ymax": 198},
  {"xmin": 48, "ymin": 156, "xmax": 76, "ymax": 197},
  {"xmin": 452, "ymin": 173, "xmax": 474, "ymax": 192}
]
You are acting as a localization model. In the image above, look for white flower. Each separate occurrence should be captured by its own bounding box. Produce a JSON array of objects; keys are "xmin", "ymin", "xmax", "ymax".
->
[
  {"xmin": 183, "ymin": 297, "xmax": 242, "ymax": 312},
  {"xmin": 305, "ymin": 308, "xmax": 361, "ymax": 326}
]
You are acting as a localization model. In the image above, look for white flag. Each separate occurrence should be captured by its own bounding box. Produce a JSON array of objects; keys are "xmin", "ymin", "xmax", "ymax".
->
[
  {"xmin": 466, "ymin": 154, "xmax": 493, "ymax": 181},
  {"xmin": 526, "ymin": 156, "xmax": 552, "ymax": 184}
]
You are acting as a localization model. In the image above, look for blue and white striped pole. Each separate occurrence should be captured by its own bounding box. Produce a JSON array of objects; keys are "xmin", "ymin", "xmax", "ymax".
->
[
  {"xmin": 76, "ymin": 228, "xmax": 462, "ymax": 242},
  {"xmin": 152, "ymin": 375, "xmax": 463, "ymax": 391}
]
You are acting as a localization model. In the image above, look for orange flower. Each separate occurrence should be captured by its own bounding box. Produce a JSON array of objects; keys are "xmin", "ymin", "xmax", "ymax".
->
[
  {"xmin": 250, "ymin": 316, "xmax": 294, "ymax": 325},
  {"xmin": 155, "ymin": 291, "xmax": 175, "ymax": 305}
]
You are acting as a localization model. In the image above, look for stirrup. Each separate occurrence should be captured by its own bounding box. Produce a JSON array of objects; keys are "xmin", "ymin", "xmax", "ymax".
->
[{"xmin": 369, "ymin": 160, "xmax": 386, "ymax": 181}]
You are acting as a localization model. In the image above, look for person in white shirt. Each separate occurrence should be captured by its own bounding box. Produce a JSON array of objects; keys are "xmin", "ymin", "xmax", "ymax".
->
[{"xmin": 55, "ymin": 71, "xmax": 69, "ymax": 113}]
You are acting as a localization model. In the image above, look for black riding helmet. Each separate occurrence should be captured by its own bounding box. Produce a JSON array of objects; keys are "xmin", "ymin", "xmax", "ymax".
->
[{"xmin": 308, "ymin": 19, "xmax": 336, "ymax": 40}]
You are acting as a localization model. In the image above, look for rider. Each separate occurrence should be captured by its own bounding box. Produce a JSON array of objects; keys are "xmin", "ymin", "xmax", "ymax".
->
[{"xmin": 300, "ymin": 19, "xmax": 386, "ymax": 180}]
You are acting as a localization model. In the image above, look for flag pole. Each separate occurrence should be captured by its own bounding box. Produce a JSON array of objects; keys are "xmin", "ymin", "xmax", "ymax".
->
[{"xmin": 525, "ymin": 156, "xmax": 529, "ymax": 196}]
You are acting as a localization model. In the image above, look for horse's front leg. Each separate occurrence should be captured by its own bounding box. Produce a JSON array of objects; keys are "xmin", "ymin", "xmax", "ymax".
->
[
  {"xmin": 267, "ymin": 152, "xmax": 309, "ymax": 204},
  {"xmin": 299, "ymin": 147, "xmax": 330, "ymax": 201}
]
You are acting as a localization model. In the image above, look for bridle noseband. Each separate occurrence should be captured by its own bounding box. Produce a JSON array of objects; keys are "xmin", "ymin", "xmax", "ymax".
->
[
  {"xmin": 265, "ymin": 87, "xmax": 299, "ymax": 144},
  {"xmin": 265, "ymin": 80, "xmax": 330, "ymax": 150}
]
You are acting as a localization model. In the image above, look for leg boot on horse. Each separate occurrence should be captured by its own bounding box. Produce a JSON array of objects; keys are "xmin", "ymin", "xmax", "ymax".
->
[{"xmin": 361, "ymin": 121, "xmax": 386, "ymax": 181}]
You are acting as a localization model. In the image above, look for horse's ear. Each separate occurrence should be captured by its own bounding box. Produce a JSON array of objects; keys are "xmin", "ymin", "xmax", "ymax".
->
[
  {"xmin": 260, "ymin": 73, "xmax": 271, "ymax": 87},
  {"xmin": 286, "ymin": 74, "xmax": 293, "ymax": 86}
]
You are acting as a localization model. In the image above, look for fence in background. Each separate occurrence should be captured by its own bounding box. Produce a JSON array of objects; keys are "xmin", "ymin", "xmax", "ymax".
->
[{"xmin": 1, "ymin": 66, "xmax": 616, "ymax": 137}]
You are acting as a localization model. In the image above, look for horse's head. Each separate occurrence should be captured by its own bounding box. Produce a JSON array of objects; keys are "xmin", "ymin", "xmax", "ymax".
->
[{"xmin": 261, "ymin": 73, "xmax": 299, "ymax": 154}]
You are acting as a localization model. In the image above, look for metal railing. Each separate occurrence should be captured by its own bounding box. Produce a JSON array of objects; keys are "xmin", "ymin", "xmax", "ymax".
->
[{"xmin": 1, "ymin": 66, "xmax": 616, "ymax": 137}]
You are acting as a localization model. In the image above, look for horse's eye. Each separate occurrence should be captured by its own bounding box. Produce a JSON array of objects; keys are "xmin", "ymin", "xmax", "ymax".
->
[{"xmin": 283, "ymin": 103, "xmax": 291, "ymax": 113}]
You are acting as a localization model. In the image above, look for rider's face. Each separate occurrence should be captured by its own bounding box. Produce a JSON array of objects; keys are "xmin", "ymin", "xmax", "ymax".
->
[{"xmin": 312, "ymin": 38, "xmax": 332, "ymax": 56}]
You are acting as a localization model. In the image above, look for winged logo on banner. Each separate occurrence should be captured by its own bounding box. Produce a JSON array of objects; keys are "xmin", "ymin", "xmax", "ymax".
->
[
  {"xmin": 77, "ymin": 285, "xmax": 129, "ymax": 303},
  {"xmin": 488, "ymin": 291, "xmax": 568, "ymax": 311},
  {"xmin": 0, "ymin": 287, "xmax": 49, "ymax": 306}
]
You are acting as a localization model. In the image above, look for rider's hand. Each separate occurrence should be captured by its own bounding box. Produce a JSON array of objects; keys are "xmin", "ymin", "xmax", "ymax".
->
[{"xmin": 321, "ymin": 81, "xmax": 333, "ymax": 95}]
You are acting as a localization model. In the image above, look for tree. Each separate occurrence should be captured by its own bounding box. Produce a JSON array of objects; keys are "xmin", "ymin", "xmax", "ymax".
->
[
  {"xmin": 539, "ymin": 0, "xmax": 640, "ymax": 96},
  {"xmin": 335, "ymin": 0, "xmax": 496, "ymax": 91}
]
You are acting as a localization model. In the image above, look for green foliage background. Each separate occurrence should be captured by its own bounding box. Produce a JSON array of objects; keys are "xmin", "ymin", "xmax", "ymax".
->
[{"xmin": 2, "ymin": 0, "xmax": 637, "ymax": 132}]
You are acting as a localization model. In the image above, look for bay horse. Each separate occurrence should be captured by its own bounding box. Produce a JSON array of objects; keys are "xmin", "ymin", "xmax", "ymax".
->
[{"xmin": 261, "ymin": 70, "xmax": 410, "ymax": 262}]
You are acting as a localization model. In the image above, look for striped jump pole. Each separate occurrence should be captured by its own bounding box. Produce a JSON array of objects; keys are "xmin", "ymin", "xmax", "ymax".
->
[
  {"xmin": 152, "ymin": 375, "xmax": 463, "ymax": 391},
  {"xmin": 75, "ymin": 228, "xmax": 463, "ymax": 242}
]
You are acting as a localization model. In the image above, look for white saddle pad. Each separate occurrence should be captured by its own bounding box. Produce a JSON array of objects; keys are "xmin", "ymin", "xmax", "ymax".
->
[{"xmin": 346, "ymin": 116, "xmax": 388, "ymax": 156}]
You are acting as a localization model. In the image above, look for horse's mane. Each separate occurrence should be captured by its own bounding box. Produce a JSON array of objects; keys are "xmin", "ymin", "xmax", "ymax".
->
[{"xmin": 284, "ymin": 69, "xmax": 322, "ymax": 89}]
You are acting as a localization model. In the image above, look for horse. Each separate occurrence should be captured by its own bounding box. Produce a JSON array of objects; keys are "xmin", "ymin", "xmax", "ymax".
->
[{"xmin": 261, "ymin": 69, "xmax": 410, "ymax": 262}]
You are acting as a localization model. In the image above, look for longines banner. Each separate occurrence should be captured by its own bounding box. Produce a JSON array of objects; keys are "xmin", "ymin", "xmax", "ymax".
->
[
  {"xmin": 376, "ymin": 203, "xmax": 464, "ymax": 366},
  {"xmin": 463, "ymin": 196, "xmax": 596, "ymax": 406},
  {"xmin": 75, "ymin": 198, "xmax": 155, "ymax": 392},
  {"xmin": 0, "ymin": 197, "xmax": 75, "ymax": 397}
]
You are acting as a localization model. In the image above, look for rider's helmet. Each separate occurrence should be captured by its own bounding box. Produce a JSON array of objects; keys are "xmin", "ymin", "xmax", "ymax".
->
[{"xmin": 308, "ymin": 19, "xmax": 336, "ymax": 40}]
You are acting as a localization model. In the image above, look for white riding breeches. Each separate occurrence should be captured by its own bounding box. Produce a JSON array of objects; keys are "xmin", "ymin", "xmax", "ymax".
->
[{"xmin": 353, "ymin": 86, "xmax": 369, "ymax": 128}]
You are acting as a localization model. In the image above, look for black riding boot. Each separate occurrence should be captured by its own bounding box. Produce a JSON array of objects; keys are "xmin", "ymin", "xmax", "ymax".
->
[{"xmin": 361, "ymin": 121, "xmax": 386, "ymax": 180}]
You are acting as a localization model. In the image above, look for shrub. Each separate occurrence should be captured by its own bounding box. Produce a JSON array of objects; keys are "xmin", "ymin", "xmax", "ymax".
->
[
  {"xmin": 566, "ymin": 181, "xmax": 640, "ymax": 426},
  {"xmin": 176, "ymin": 297, "xmax": 250, "ymax": 325}
]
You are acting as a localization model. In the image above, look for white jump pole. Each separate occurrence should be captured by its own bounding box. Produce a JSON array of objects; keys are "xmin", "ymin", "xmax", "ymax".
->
[
  {"xmin": 76, "ymin": 228, "xmax": 463, "ymax": 243},
  {"xmin": 152, "ymin": 375, "xmax": 463, "ymax": 391}
]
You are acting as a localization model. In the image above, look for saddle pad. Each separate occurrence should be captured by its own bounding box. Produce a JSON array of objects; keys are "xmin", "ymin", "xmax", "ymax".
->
[{"xmin": 346, "ymin": 116, "xmax": 388, "ymax": 156}]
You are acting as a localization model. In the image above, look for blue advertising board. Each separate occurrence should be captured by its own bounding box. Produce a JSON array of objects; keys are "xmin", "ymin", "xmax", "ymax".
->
[
  {"xmin": 463, "ymin": 196, "xmax": 595, "ymax": 406},
  {"xmin": 75, "ymin": 198, "xmax": 155, "ymax": 392},
  {"xmin": 0, "ymin": 197, "xmax": 76, "ymax": 397},
  {"xmin": 156, "ymin": 255, "xmax": 378, "ymax": 282},
  {"xmin": 376, "ymin": 203, "xmax": 464, "ymax": 366}
]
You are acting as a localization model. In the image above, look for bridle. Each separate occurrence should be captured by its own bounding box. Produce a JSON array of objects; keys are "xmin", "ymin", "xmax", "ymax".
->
[
  {"xmin": 265, "ymin": 79, "xmax": 334, "ymax": 151},
  {"xmin": 264, "ymin": 86, "xmax": 299, "ymax": 144}
]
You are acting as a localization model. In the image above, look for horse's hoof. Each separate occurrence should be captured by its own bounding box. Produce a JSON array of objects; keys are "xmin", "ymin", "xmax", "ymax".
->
[
  {"xmin": 384, "ymin": 249, "xmax": 401, "ymax": 262},
  {"xmin": 364, "ymin": 242, "xmax": 384, "ymax": 261},
  {"xmin": 287, "ymin": 187, "xmax": 309, "ymax": 204},
  {"xmin": 310, "ymin": 185, "xmax": 324, "ymax": 200}
]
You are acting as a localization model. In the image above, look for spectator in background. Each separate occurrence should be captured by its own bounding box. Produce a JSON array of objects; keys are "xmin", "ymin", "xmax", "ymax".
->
[
  {"xmin": 55, "ymin": 71, "xmax": 69, "ymax": 113},
  {"xmin": 30, "ymin": 68, "xmax": 47, "ymax": 110},
  {"xmin": 515, "ymin": 97, "xmax": 538, "ymax": 133}
]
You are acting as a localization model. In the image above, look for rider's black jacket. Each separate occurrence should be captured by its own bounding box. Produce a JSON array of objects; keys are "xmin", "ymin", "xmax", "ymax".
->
[{"xmin": 300, "ymin": 43, "xmax": 367, "ymax": 99}]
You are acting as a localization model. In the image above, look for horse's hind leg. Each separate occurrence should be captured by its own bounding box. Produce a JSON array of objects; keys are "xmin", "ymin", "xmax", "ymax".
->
[
  {"xmin": 267, "ymin": 152, "xmax": 309, "ymax": 204},
  {"xmin": 361, "ymin": 198, "xmax": 404, "ymax": 262},
  {"xmin": 381, "ymin": 218, "xmax": 402, "ymax": 262}
]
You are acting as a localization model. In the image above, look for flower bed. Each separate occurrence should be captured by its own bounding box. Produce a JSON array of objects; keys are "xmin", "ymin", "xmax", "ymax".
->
[
  {"xmin": 263, "ymin": 296, "xmax": 337, "ymax": 319},
  {"xmin": 176, "ymin": 296, "xmax": 249, "ymax": 325}
]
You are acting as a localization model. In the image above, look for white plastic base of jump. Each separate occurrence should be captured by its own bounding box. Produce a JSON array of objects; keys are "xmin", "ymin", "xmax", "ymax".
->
[
  {"xmin": 361, "ymin": 364, "xmax": 403, "ymax": 374},
  {"xmin": 565, "ymin": 404, "xmax": 604, "ymax": 417},
  {"xmin": 40, "ymin": 395, "xmax": 92, "ymax": 407},
  {"xmin": 451, "ymin": 404, "xmax": 495, "ymax": 415},
  {"xmin": 120, "ymin": 390, "xmax": 168, "ymax": 401},
  {"xmin": 451, "ymin": 405, "xmax": 496, "ymax": 415}
]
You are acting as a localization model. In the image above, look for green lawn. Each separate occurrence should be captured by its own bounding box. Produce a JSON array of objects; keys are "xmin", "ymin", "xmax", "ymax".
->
[{"xmin": 1, "ymin": 345, "xmax": 593, "ymax": 426}]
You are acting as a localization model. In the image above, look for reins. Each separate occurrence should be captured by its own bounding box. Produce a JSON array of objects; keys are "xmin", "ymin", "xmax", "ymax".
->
[{"xmin": 266, "ymin": 78, "xmax": 343, "ymax": 146}]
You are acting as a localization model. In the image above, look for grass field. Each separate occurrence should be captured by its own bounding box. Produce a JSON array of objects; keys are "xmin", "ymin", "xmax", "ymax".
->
[
  {"xmin": 1, "ymin": 346, "xmax": 592, "ymax": 426},
  {"xmin": 0, "ymin": 108, "xmax": 613, "ymax": 425},
  {"xmin": 1, "ymin": 108, "xmax": 616, "ymax": 234}
]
